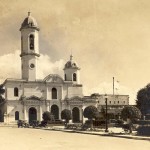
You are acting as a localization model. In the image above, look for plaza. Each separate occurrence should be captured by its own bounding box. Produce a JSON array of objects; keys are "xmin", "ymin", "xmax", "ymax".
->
[{"xmin": 0, "ymin": 127, "xmax": 149, "ymax": 150}]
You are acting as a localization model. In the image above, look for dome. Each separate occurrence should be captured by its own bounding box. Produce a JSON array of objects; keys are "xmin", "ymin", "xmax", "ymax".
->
[
  {"xmin": 64, "ymin": 55, "xmax": 80, "ymax": 70},
  {"xmin": 20, "ymin": 12, "xmax": 39, "ymax": 31}
]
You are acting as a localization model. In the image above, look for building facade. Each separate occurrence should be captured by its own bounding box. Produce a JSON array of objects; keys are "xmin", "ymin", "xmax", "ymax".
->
[
  {"xmin": 96, "ymin": 94, "xmax": 129, "ymax": 119},
  {"xmin": 0, "ymin": 13, "xmax": 129, "ymax": 124},
  {"xmin": 1, "ymin": 13, "xmax": 98, "ymax": 124}
]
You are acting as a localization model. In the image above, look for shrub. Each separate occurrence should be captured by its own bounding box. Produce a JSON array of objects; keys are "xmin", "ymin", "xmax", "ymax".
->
[
  {"xmin": 61, "ymin": 109, "xmax": 72, "ymax": 123},
  {"xmin": 137, "ymin": 125, "xmax": 150, "ymax": 136},
  {"xmin": 42, "ymin": 111, "xmax": 54, "ymax": 122}
]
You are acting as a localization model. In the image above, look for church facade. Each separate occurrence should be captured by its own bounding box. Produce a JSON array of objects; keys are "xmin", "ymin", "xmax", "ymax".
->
[
  {"xmin": 1, "ymin": 13, "xmax": 97, "ymax": 124},
  {"xmin": 0, "ymin": 13, "xmax": 129, "ymax": 124}
]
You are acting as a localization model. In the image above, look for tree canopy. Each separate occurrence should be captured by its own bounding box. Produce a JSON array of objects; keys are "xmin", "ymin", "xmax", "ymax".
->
[
  {"xmin": 121, "ymin": 106, "xmax": 141, "ymax": 121},
  {"xmin": 61, "ymin": 109, "xmax": 72, "ymax": 122},
  {"xmin": 0, "ymin": 84, "xmax": 5, "ymax": 104},
  {"xmin": 83, "ymin": 105, "xmax": 98, "ymax": 120},
  {"xmin": 137, "ymin": 84, "xmax": 150, "ymax": 115},
  {"xmin": 42, "ymin": 111, "xmax": 54, "ymax": 122},
  {"xmin": 0, "ymin": 84, "xmax": 5, "ymax": 95}
]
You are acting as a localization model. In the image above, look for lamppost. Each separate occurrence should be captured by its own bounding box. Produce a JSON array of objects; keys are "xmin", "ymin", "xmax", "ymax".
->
[{"xmin": 104, "ymin": 94, "xmax": 109, "ymax": 132}]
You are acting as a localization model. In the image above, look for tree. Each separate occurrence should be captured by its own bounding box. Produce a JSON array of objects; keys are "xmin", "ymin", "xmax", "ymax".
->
[
  {"xmin": 83, "ymin": 105, "xmax": 99, "ymax": 129},
  {"xmin": 42, "ymin": 111, "xmax": 54, "ymax": 123},
  {"xmin": 94, "ymin": 111, "xmax": 104, "ymax": 120},
  {"xmin": 121, "ymin": 106, "xmax": 141, "ymax": 122},
  {"xmin": 137, "ymin": 84, "xmax": 150, "ymax": 116},
  {"xmin": 0, "ymin": 84, "xmax": 5, "ymax": 122},
  {"xmin": 121, "ymin": 106, "xmax": 141, "ymax": 133},
  {"xmin": 0, "ymin": 84, "xmax": 5, "ymax": 104},
  {"xmin": 61, "ymin": 109, "xmax": 72, "ymax": 124}
]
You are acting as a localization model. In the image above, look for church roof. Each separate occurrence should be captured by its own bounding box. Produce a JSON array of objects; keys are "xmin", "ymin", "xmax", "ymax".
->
[
  {"xmin": 20, "ymin": 12, "xmax": 39, "ymax": 31},
  {"xmin": 64, "ymin": 55, "xmax": 80, "ymax": 70},
  {"xmin": 43, "ymin": 74, "xmax": 64, "ymax": 83}
]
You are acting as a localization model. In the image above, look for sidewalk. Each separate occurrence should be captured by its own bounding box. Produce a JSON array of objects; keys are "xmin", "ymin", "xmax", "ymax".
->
[
  {"xmin": 1, "ymin": 124, "xmax": 150, "ymax": 141},
  {"xmin": 44, "ymin": 126, "xmax": 150, "ymax": 141}
]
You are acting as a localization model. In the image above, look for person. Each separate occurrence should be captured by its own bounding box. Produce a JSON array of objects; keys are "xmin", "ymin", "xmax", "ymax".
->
[
  {"xmin": 127, "ymin": 118, "xmax": 133, "ymax": 133},
  {"xmin": 17, "ymin": 120, "xmax": 22, "ymax": 128}
]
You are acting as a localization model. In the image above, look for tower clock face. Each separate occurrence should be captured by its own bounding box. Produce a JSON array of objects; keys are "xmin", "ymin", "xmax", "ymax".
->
[{"xmin": 30, "ymin": 63, "xmax": 35, "ymax": 69}]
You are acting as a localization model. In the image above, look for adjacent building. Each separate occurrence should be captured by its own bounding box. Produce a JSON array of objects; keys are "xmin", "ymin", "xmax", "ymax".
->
[{"xmin": 96, "ymin": 94, "xmax": 129, "ymax": 119}]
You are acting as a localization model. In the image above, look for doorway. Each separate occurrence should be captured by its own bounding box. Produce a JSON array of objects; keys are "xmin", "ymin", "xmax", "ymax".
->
[{"xmin": 29, "ymin": 107, "xmax": 37, "ymax": 123}]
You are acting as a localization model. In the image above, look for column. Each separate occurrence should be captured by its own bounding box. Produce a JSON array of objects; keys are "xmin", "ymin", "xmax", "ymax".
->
[
  {"xmin": 46, "ymin": 101, "xmax": 49, "ymax": 111},
  {"xmin": 39, "ymin": 106, "xmax": 42, "ymax": 121},
  {"xmin": 4, "ymin": 113, "xmax": 8, "ymax": 124},
  {"xmin": 80, "ymin": 108, "xmax": 83, "ymax": 124},
  {"xmin": 24, "ymin": 105, "xmax": 27, "ymax": 121}
]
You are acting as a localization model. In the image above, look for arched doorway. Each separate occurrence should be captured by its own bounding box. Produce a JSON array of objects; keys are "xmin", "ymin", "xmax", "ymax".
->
[
  {"xmin": 29, "ymin": 107, "xmax": 37, "ymax": 123},
  {"xmin": 15, "ymin": 111, "xmax": 19, "ymax": 121},
  {"xmin": 51, "ymin": 105, "xmax": 59, "ymax": 120},
  {"xmin": 72, "ymin": 107, "xmax": 80, "ymax": 123}
]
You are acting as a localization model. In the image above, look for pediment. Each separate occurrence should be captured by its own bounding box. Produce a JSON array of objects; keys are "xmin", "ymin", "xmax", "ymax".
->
[
  {"xmin": 26, "ymin": 95, "xmax": 41, "ymax": 101},
  {"xmin": 69, "ymin": 96, "xmax": 83, "ymax": 102},
  {"xmin": 43, "ymin": 74, "xmax": 64, "ymax": 83},
  {"xmin": 65, "ymin": 96, "xmax": 83, "ymax": 105}
]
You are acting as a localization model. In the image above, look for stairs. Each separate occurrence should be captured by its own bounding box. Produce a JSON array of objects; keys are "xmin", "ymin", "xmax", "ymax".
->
[{"xmin": 0, "ymin": 122, "xmax": 17, "ymax": 127}]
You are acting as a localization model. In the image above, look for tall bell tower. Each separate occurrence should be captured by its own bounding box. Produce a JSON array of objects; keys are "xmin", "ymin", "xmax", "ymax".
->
[{"xmin": 20, "ymin": 12, "xmax": 40, "ymax": 81}]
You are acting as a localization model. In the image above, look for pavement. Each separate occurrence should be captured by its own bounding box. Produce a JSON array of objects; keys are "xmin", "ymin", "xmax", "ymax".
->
[
  {"xmin": 43, "ymin": 126, "xmax": 150, "ymax": 141},
  {"xmin": 0, "ymin": 123, "xmax": 150, "ymax": 141}
]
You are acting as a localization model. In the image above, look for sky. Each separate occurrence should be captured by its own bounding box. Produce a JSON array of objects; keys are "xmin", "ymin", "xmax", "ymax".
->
[{"xmin": 0, "ymin": 0, "xmax": 150, "ymax": 104}]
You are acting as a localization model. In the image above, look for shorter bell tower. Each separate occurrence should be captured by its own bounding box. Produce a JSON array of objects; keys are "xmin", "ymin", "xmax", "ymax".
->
[
  {"xmin": 20, "ymin": 12, "xmax": 40, "ymax": 81},
  {"xmin": 64, "ymin": 55, "xmax": 80, "ymax": 84}
]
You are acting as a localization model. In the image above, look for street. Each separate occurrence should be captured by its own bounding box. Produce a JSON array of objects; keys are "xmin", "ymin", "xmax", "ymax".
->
[{"xmin": 0, "ymin": 127, "xmax": 149, "ymax": 150}]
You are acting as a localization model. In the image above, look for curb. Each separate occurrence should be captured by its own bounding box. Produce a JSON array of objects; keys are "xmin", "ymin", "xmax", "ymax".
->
[{"xmin": 45, "ymin": 128, "xmax": 150, "ymax": 141}]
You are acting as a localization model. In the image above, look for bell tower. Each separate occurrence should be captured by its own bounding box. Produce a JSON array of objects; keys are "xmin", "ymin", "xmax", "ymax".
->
[
  {"xmin": 20, "ymin": 12, "xmax": 40, "ymax": 81},
  {"xmin": 64, "ymin": 55, "xmax": 80, "ymax": 84}
]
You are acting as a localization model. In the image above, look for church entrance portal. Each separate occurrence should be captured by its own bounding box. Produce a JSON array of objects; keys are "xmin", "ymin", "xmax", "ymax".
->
[
  {"xmin": 29, "ymin": 107, "xmax": 37, "ymax": 123},
  {"xmin": 51, "ymin": 105, "xmax": 59, "ymax": 120},
  {"xmin": 72, "ymin": 107, "xmax": 80, "ymax": 123}
]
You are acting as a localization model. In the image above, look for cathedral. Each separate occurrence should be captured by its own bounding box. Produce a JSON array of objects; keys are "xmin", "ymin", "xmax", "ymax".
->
[
  {"xmin": 1, "ymin": 12, "xmax": 97, "ymax": 124},
  {"xmin": 0, "ymin": 13, "xmax": 129, "ymax": 124}
]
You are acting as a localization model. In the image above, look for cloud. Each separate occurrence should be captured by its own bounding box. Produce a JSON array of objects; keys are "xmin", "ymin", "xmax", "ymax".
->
[
  {"xmin": 0, "ymin": 50, "xmax": 65, "ymax": 82},
  {"xmin": 0, "ymin": 50, "xmax": 21, "ymax": 81},
  {"xmin": 37, "ymin": 53, "xmax": 65, "ymax": 79},
  {"xmin": 0, "ymin": 50, "xmax": 137, "ymax": 105}
]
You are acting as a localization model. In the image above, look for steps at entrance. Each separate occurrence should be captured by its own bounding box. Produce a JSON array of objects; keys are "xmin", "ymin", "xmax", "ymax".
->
[{"xmin": 0, "ymin": 122, "xmax": 17, "ymax": 127}]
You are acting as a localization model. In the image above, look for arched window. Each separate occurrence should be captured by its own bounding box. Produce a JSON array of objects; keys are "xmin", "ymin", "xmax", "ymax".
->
[
  {"xmin": 64, "ymin": 74, "xmax": 67, "ymax": 81},
  {"xmin": 29, "ymin": 34, "xmax": 34, "ymax": 50},
  {"xmin": 73, "ymin": 73, "xmax": 77, "ymax": 81},
  {"xmin": 52, "ymin": 88, "xmax": 57, "ymax": 99},
  {"xmin": 14, "ymin": 87, "xmax": 19, "ymax": 97},
  {"xmin": 15, "ymin": 111, "xmax": 19, "ymax": 120}
]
